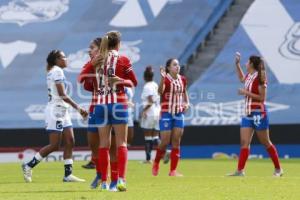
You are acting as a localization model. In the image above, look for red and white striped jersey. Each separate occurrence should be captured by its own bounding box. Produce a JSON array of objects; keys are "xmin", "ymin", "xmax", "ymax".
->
[
  {"xmin": 244, "ymin": 72, "xmax": 267, "ymax": 115},
  {"xmin": 161, "ymin": 74, "xmax": 187, "ymax": 114},
  {"xmin": 96, "ymin": 50, "xmax": 137, "ymax": 104}
]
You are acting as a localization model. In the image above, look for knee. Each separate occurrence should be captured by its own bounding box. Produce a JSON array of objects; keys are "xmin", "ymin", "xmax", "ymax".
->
[
  {"xmin": 50, "ymin": 142, "xmax": 60, "ymax": 151},
  {"xmin": 240, "ymin": 140, "xmax": 250, "ymax": 148},
  {"xmin": 65, "ymin": 138, "xmax": 75, "ymax": 148},
  {"xmin": 159, "ymin": 141, "xmax": 168, "ymax": 150},
  {"xmin": 261, "ymin": 141, "xmax": 272, "ymax": 148}
]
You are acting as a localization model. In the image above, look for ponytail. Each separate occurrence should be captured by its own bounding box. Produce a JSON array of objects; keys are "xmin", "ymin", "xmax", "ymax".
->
[
  {"xmin": 97, "ymin": 35, "xmax": 109, "ymax": 68},
  {"xmin": 96, "ymin": 31, "xmax": 121, "ymax": 69},
  {"xmin": 249, "ymin": 55, "xmax": 264, "ymax": 85}
]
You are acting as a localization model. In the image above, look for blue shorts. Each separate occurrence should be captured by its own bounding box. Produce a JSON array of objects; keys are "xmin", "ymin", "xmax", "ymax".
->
[
  {"xmin": 160, "ymin": 112, "xmax": 184, "ymax": 131},
  {"xmin": 87, "ymin": 111, "xmax": 98, "ymax": 133},
  {"xmin": 241, "ymin": 112, "xmax": 269, "ymax": 130},
  {"xmin": 95, "ymin": 103, "xmax": 128, "ymax": 126}
]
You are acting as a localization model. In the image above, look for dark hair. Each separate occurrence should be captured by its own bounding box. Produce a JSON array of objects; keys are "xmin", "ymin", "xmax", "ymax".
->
[
  {"xmin": 144, "ymin": 65, "xmax": 154, "ymax": 82},
  {"xmin": 249, "ymin": 55, "xmax": 264, "ymax": 85},
  {"xmin": 165, "ymin": 58, "xmax": 176, "ymax": 74},
  {"xmin": 92, "ymin": 37, "xmax": 102, "ymax": 47},
  {"xmin": 46, "ymin": 50, "xmax": 62, "ymax": 71}
]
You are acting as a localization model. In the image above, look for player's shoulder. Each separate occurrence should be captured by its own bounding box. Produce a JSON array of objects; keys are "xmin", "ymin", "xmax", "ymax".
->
[
  {"xmin": 179, "ymin": 75, "xmax": 186, "ymax": 81},
  {"xmin": 145, "ymin": 81, "xmax": 157, "ymax": 88},
  {"xmin": 117, "ymin": 55, "xmax": 131, "ymax": 66},
  {"xmin": 52, "ymin": 65, "xmax": 63, "ymax": 73}
]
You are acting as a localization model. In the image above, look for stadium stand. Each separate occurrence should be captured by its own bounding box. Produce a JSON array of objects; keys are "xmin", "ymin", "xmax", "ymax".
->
[{"xmin": 0, "ymin": 0, "xmax": 232, "ymax": 128}]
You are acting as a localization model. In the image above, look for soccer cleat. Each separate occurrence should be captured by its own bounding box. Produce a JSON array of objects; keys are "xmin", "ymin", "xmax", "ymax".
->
[
  {"xmin": 90, "ymin": 174, "xmax": 101, "ymax": 189},
  {"xmin": 273, "ymin": 168, "xmax": 283, "ymax": 177},
  {"xmin": 117, "ymin": 178, "xmax": 127, "ymax": 192},
  {"xmin": 82, "ymin": 161, "xmax": 95, "ymax": 169},
  {"xmin": 152, "ymin": 162, "xmax": 159, "ymax": 176},
  {"xmin": 169, "ymin": 170, "xmax": 183, "ymax": 177},
  {"xmin": 22, "ymin": 163, "xmax": 32, "ymax": 183},
  {"xmin": 109, "ymin": 181, "xmax": 118, "ymax": 192},
  {"xmin": 100, "ymin": 182, "xmax": 109, "ymax": 191},
  {"xmin": 63, "ymin": 174, "xmax": 86, "ymax": 182},
  {"xmin": 227, "ymin": 170, "xmax": 245, "ymax": 177},
  {"xmin": 163, "ymin": 150, "xmax": 170, "ymax": 164}
]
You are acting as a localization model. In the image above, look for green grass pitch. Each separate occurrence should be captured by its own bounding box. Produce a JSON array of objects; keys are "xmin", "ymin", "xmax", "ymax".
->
[{"xmin": 1, "ymin": 159, "xmax": 300, "ymax": 200}]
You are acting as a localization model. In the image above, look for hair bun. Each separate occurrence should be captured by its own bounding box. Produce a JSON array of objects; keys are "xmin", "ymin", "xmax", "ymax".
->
[{"xmin": 145, "ymin": 65, "xmax": 153, "ymax": 72}]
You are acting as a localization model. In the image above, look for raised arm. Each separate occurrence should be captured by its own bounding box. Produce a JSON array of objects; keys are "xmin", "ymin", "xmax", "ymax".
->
[
  {"xmin": 235, "ymin": 52, "xmax": 245, "ymax": 83},
  {"xmin": 158, "ymin": 67, "xmax": 166, "ymax": 95}
]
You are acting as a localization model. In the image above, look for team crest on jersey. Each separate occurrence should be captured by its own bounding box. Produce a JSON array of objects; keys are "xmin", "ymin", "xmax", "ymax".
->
[
  {"xmin": 279, "ymin": 22, "xmax": 300, "ymax": 60},
  {"xmin": 65, "ymin": 40, "xmax": 142, "ymax": 73},
  {"xmin": 0, "ymin": 0, "xmax": 69, "ymax": 26}
]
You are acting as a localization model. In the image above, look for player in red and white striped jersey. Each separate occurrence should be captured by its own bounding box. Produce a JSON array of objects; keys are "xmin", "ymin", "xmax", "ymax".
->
[
  {"xmin": 93, "ymin": 31, "xmax": 137, "ymax": 191},
  {"xmin": 152, "ymin": 58, "xmax": 189, "ymax": 177},
  {"xmin": 228, "ymin": 52, "xmax": 283, "ymax": 177}
]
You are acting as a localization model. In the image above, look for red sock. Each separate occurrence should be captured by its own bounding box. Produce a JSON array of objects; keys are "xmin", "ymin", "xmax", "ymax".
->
[
  {"xmin": 154, "ymin": 148, "xmax": 166, "ymax": 164},
  {"xmin": 170, "ymin": 148, "xmax": 180, "ymax": 171},
  {"xmin": 238, "ymin": 148, "xmax": 249, "ymax": 171},
  {"xmin": 267, "ymin": 145, "xmax": 281, "ymax": 169},
  {"xmin": 110, "ymin": 161, "xmax": 118, "ymax": 182},
  {"xmin": 118, "ymin": 146, "xmax": 128, "ymax": 179},
  {"xmin": 98, "ymin": 148, "xmax": 109, "ymax": 181},
  {"xmin": 92, "ymin": 155, "xmax": 100, "ymax": 175}
]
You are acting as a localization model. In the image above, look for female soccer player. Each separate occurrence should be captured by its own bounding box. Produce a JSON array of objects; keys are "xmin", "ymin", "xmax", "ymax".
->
[
  {"xmin": 152, "ymin": 58, "xmax": 189, "ymax": 177},
  {"xmin": 140, "ymin": 66, "xmax": 160, "ymax": 163},
  {"xmin": 78, "ymin": 37, "xmax": 121, "ymax": 190},
  {"xmin": 22, "ymin": 50, "xmax": 88, "ymax": 183},
  {"xmin": 93, "ymin": 31, "xmax": 137, "ymax": 191},
  {"xmin": 229, "ymin": 52, "xmax": 283, "ymax": 177},
  {"xmin": 78, "ymin": 37, "xmax": 103, "ymax": 188}
]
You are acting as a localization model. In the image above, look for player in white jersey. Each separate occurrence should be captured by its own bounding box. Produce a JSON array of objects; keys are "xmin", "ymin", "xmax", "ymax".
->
[
  {"xmin": 140, "ymin": 66, "xmax": 161, "ymax": 163},
  {"xmin": 22, "ymin": 50, "xmax": 88, "ymax": 183}
]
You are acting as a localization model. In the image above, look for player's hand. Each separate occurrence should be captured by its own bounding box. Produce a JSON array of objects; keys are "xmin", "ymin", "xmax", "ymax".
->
[
  {"xmin": 108, "ymin": 75, "xmax": 123, "ymax": 86},
  {"xmin": 142, "ymin": 110, "xmax": 147, "ymax": 119},
  {"xmin": 128, "ymin": 101, "xmax": 135, "ymax": 108},
  {"xmin": 91, "ymin": 54, "xmax": 104, "ymax": 68},
  {"xmin": 183, "ymin": 103, "xmax": 190, "ymax": 112},
  {"xmin": 235, "ymin": 52, "xmax": 241, "ymax": 65},
  {"xmin": 238, "ymin": 88, "xmax": 247, "ymax": 96},
  {"xmin": 160, "ymin": 66, "xmax": 166, "ymax": 78},
  {"xmin": 78, "ymin": 107, "xmax": 88, "ymax": 119}
]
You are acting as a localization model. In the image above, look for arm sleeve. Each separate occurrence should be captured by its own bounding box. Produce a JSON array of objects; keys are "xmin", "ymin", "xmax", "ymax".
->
[
  {"xmin": 54, "ymin": 68, "xmax": 64, "ymax": 83},
  {"xmin": 119, "ymin": 56, "xmax": 138, "ymax": 87},
  {"xmin": 78, "ymin": 62, "xmax": 95, "ymax": 92},
  {"xmin": 77, "ymin": 62, "xmax": 94, "ymax": 83}
]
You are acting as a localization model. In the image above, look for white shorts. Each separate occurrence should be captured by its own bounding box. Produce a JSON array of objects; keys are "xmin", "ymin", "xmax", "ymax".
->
[
  {"xmin": 140, "ymin": 116, "xmax": 160, "ymax": 131},
  {"xmin": 128, "ymin": 108, "xmax": 134, "ymax": 127},
  {"xmin": 45, "ymin": 104, "xmax": 72, "ymax": 132}
]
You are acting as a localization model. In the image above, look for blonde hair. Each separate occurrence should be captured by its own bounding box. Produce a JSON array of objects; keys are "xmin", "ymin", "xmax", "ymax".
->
[{"xmin": 97, "ymin": 31, "xmax": 121, "ymax": 69}]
